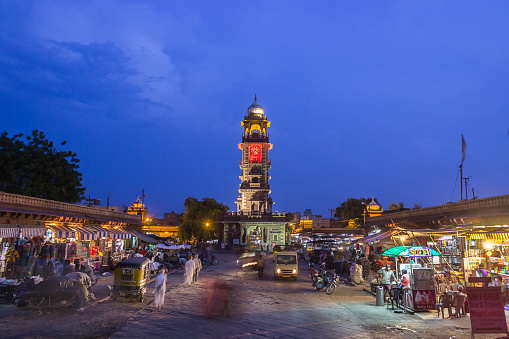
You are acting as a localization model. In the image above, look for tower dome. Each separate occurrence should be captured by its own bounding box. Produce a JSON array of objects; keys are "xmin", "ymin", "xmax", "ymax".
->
[{"xmin": 247, "ymin": 95, "xmax": 264, "ymax": 117}]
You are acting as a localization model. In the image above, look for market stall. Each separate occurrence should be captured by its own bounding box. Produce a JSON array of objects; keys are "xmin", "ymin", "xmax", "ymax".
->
[{"xmin": 381, "ymin": 246, "xmax": 440, "ymax": 312}]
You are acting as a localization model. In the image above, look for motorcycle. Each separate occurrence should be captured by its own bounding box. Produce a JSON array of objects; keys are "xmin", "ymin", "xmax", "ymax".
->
[
  {"xmin": 314, "ymin": 270, "xmax": 331, "ymax": 292},
  {"xmin": 308, "ymin": 263, "xmax": 319, "ymax": 286},
  {"xmin": 325, "ymin": 272, "xmax": 340, "ymax": 295},
  {"xmin": 298, "ymin": 252, "xmax": 306, "ymax": 262}
]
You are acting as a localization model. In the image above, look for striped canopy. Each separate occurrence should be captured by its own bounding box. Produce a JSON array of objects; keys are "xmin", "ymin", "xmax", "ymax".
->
[
  {"xmin": 49, "ymin": 225, "xmax": 76, "ymax": 239},
  {"xmin": 88, "ymin": 225, "xmax": 110, "ymax": 238},
  {"xmin": 107, "ymin": 228, "xmax": 132, "ymax": 239},
  {"xmin": 20, "ymin": 226, "xmax": 46, "ymax": 238},
  {"xmin": 0, "ymin": 225, "xmax": 21, "ymax": 238},
  {"xmin": 73, "ymin": 226, "xmax": 97, "ymax": 241}
]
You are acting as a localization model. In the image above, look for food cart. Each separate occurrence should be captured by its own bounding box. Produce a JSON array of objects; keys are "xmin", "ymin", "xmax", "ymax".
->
[{"xmin": 381, "ymin": 246, "xmax": 440, "ymax": 312}]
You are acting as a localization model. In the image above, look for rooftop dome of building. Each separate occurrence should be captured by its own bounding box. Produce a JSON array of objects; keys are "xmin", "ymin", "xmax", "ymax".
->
[{"xmin": 247, "ymin": 95, "xmax": 264, "ymax": 117}]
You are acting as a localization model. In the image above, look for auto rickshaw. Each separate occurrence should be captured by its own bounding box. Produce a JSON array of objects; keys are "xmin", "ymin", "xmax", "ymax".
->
[{"xmin": 112, "ymin": 257, "xmax": 150, "ymax": 302}]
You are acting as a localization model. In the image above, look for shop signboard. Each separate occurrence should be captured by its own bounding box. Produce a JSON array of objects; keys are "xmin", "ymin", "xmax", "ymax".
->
[
  {"xmin": 233, "ymin": 239, "xmax": 240, "ymax": 245},
  {"xmin": 408, "ymin": 247, "xmax": 432, "ymax": 257},
  {"xmin": 466, "ymin": 286, "xmax": 508, "ymax": 335}
]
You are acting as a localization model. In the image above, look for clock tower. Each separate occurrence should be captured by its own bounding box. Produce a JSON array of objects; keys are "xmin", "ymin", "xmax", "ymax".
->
[{"xmin": 235, "ymin": 95, "xmax": 274, "ymax": 215}]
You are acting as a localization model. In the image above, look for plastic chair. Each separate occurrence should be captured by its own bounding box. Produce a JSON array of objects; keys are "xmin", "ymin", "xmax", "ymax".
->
[
  {"xmin": 438, "ymin": 283, "xmax": 448, "ymax": 294},
  {"xmin": 436, "ymin": 294, "xmax": 453, "ymax": 318},
  {"xmin": 451, "ymin": 293, "xmax": 466, "ymax": 317},
  {"xmin": 449, "ymin": 283, "xmax": 459, "ymax": 291}
]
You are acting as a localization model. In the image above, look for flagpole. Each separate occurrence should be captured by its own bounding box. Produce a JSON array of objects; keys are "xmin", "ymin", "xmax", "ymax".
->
[
  {"xmin": 460, "ymin": 134, "xmax": 467, "ymax": 201},
  {"xmin": 460, "ymin": 163, "xmax": 463, "ymax": 201}
]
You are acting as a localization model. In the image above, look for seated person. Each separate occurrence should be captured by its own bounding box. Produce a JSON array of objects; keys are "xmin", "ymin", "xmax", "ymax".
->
[{"xmin": 399, "ymin": 269, "xmax": 410, "ymax": 287}]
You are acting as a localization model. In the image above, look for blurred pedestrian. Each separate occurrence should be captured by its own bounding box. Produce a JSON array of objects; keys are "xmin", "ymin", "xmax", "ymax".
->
[
  {"xmin": 257, "ymin": 254, "xmax": 264, "ymax": 278},
  {"xmin": 184, "ymin": 256, "xmax": 195, "ymax": 286},
  {"xmin": 193, "ymin": 254, "xmax": 202, "ymax": 282},
  {"xmin": 154, "ymin": 268, "xmax": 167, "ymax": 309}
]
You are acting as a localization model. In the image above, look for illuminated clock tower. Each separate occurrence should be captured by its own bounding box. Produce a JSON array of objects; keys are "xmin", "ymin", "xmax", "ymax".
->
[{"xmin": 235, "ymin": 95, "xmax": 274, "ymax": 214}]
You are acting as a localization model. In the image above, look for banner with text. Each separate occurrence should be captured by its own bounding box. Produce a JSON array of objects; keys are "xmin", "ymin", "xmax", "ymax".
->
[{"xmin": 466, "ymin": 286, "xmax": 508, "ymax": 335}]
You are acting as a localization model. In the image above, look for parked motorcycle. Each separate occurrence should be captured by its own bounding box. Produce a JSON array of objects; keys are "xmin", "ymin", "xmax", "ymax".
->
[
  {"xmin": 325, "ymin": 273, "xmax": 340, "ymax": 295},
  {"xmin": 314, "ymin": 270, "xmax": 331, "ymax": 292}
]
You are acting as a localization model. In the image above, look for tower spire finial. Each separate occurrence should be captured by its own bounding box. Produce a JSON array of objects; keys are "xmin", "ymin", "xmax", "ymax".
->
[{"xmin": 254, "ymin": 94, "xmax": 257, "ymax": 103}]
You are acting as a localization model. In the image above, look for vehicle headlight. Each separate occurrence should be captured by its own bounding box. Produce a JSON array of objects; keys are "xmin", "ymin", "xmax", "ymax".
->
[
  {"xmin": 277, "ymin": 268, "xmax": 281, "ymax": 273},
  {"xmin": 293, "ymin": 268, "xmax": 297, "ymax": 274}
]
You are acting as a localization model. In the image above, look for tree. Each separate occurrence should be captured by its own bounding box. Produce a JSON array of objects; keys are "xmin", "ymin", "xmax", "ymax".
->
[
  {"xmin": 178, "ymin": 197, "xmax": 229, "ymax": 241},
  {"xmin": 334, "ymin": 197, "xmax": 377, "ymax": 222},
  {"xmin": 0, "ymin": 130, "xmax": 86, "ymax": 203},
  {"xmin": 388, "ymin": 202, "xmax": 405, "ymax": 210},
  {"xmin": 412, "ymin": 203, "xmax": 423, "ymax": 210}
]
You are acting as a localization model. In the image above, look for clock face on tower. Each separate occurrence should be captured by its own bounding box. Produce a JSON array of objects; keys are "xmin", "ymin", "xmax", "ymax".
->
[
  {"xmin": 250, "ymin": 145, "xmax": 261, "ymax": 155},
  {"xmin": 249, "ymin": 144, "xmax": 262, "ymax": 163}
]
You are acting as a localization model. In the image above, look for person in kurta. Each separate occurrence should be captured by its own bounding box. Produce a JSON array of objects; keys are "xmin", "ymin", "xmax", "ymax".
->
[
  {"xmin": 154, "ymin": 268, "xmax": 167, "ymax": 309},
  {"xmin": 184, "ymin": 256, "xmax": 195, "ymax": 286},
  {"xmin": 192, "ymin": 254, "xmax": 202, "ymax": 283}
]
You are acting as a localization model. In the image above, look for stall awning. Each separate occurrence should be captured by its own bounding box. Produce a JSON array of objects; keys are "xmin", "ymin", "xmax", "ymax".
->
[
  {"xmin": 0, "ymin": 224, "xmax": 21, "ymax": 238},
  {"xmin": 87, "ymin": 225, "xmax": 110, "ymax": 238},
  {"xmin": 107, "ymin": 228, "xmax": 132, "ymax": 239},
  {"xmin": 468, "ymin": 233, "xmax": 509, "ymax": 240},
  {"xmin": 72, "ymin": 226, "xmax": 97, "ymax": 241},
  {"xmin": 49, "ymin": 225, "xmax": 76, "ymax": 239},
  {"xmin": 130, "ymin": 229, "xmax": 158, "ymax": 244},
  {"xmin": 0, "ymin": 225, "xmax": 47, "ymax": 238},
  {"xmin": 355, "ymin": 231, "xmax": 393, "ymax": 243},
  {"xmin": 382, "ymin": 246, "xmax": 441, "ymax": 257},
  {"xmin": 21, "ymin": 226, "xmax": 46, "ymax": 237}
]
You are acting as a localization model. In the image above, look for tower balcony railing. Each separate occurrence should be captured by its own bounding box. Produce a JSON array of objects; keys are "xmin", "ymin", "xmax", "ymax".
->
[{"xmin": 219, "ymin": 211, "xmax": 289, "ymax": 222}]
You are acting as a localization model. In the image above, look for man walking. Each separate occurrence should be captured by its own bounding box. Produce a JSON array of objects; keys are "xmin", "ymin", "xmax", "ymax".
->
[
  {"xmin": 257, "ymin": 254, "xmax": 265, "ymax": 279},
  {"xmin": 193, "ymin": 254, "xmax": 202, "ymax": 283},
  {"xmin": 184, "ymin": 256, "xmax": 195, "ymax": 286},
  {"xmin": 154, "ymin": 268, "xmax": 167, "ymax": 309}
]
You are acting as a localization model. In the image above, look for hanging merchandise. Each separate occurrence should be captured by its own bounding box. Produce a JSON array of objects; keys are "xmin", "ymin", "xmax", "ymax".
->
[
  {"xmin": 42, "ymin": 244, "xmax": 50, "ymax": 265},
  {"xmin": 75, "ymin": 241, "xmax": 89, "ymax": 258},
  {"xmin": 69, "ymin": 242, "xmax": 77, "ymax": 258},
  {"xmin": 50, "ymin": 244, "xmax": 57, "ymax": 258},
  {"xmin": 20, "ymin": 242, "xmax": 31, "ymax": 266}
]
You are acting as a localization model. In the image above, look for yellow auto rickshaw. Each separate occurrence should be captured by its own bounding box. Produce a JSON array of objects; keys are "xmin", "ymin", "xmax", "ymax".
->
[{"xmin": 112, "ymin": 257, "xmax": 150, "ymax": 302}]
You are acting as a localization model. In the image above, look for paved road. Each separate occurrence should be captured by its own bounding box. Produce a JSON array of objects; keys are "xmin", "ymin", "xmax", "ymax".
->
[
  {"xmin": 0, "ymin": 252, "xmax": 483, "ymax": 338},
  {"xmin": 111, "ymin": 253, "xmax": 376, "ymax": 338}
]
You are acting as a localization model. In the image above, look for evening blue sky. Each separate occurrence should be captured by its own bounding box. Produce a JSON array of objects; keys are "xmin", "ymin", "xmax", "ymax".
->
[{"xmin": 1, "ymin": 1, "xmax": 508, "ymax": 218}]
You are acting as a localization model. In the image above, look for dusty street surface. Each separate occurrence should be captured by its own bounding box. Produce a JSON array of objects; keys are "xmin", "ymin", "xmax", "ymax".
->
[{"xmin": 1, "ymin": 252, "xmax": 509, "ymax": 338}]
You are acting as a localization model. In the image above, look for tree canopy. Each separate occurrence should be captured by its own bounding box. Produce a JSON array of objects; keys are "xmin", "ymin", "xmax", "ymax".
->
[
  {"xmin": 334, "ymin": 197, "xmax": 378, "ymax": 223},
  {"xmin": 178, "ymin": 197, "xmax": 229, "ymax": 241},
  {"xmin": 388, "ymin": 202, "xmax": 405, "ymax": 210},
  {"xmin": 0, "ymin": 130, "xmax": 86, "ymax": 203}
]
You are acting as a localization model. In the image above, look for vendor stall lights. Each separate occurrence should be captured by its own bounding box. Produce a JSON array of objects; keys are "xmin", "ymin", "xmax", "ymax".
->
[{"xmin": 484, "ymin": 242, "xmax": 494, "ymax": 250}]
